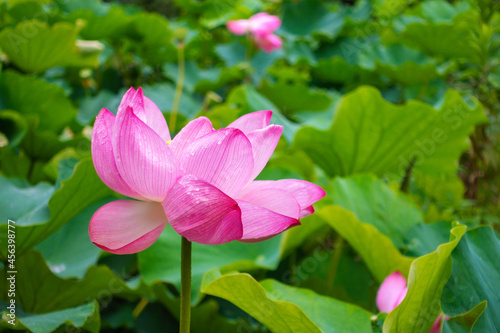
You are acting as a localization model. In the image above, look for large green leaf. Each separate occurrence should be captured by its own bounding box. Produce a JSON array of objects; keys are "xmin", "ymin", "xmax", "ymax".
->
[
  {"xmin": 330, "ymin": 175, "xmax": 423, "ymax": 247},
  {"xmin": 36, "ymin": 197, "xmax": 114, "ymax": 279},
  {"xmin": 0, "ymin": 250, "xmax": 137, "ymax": 313},
  {"xmin": 280, "ymin": 0, "xmax": 345, "ymax": 40},
  {"xmin": 0, "ymin": 301, "xmax": 100, "ymax": 333},
  {"xmin": 226, "ymin": 85, "xmax": 300, "ymax": 142},
  {"xmin": 319, "ymin": 205, "xmax": 414, "ymax": 282},
  {"xmin": 138, "ymin": 224, "xmax": 283, "ymax": 303},
  {"xmin": 65, "ymin": 6, "xmax": 132, "ymax": 40},
  {"xmin": 404, "ymin": 221, "xmax": 454, "ymax": 257},
  {"xmin": 293, "ymin": 86, "xmax": 487, "ymax": 179},
  {"xmin": 383, "ymin": 224, "xmax": 467, "ymax": 333},
  {"xmin": 358, "ymin": 43, "xmax": 452, "ymax": 85},
  {"xmin": 441, "ymin": 226, "xmax": 500, "ymax": 332},
  {"xmin": 0, "ymin": 71, "xmax": 77, "ymax": 133},
  {"xmin": 0, "ymin": 158, "xmax": 113, "ymax": 260},
  {"xmin": 202, "ymin": 273, "xmax": 372, "ymax": 332},
  {"xmin": 0, "ymin": 20, "xmax": 100, "ymax": 73},
  {"xmin": 258, "ymin": 80, "xmax": 335, "ymax": 113},
  {"xmin": 0, "ymin": 177, "xmax": 54, "ymax": 225},
  {"xmin": 0, "ymin": 110, "xmax": 27, "ymax": 147}
]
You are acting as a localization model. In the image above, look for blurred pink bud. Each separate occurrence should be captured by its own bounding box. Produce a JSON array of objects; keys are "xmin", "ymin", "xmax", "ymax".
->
[
  {"xmin": 227, "ymin": 13, "xmax": 282, "ymax": 53},
  {"xmin": 376, "ymin": 271, "xmax": 447, "ymax": 333}
]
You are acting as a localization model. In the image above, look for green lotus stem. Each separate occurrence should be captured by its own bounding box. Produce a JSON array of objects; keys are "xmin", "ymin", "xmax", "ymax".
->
[
  {"xmin": 170, "ymin": 42, "xmax": 185, "ymax": 133},
  {"xmin": 179, "ymin": 236, "xmax": 192, "ymax": 333}
]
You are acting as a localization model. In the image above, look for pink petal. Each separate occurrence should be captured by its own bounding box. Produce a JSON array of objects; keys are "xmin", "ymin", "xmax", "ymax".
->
[
  {"xmin": 239, "ymin": 187, "xmax": 300, "ymax": 218},
  {"xmin": 169, "ymin": 117, "xmax": 214, "ymax": 157},
  {"xmin": 238, "ymin": 179, "xmax": 326, "ymax": 217},
  {"xmin": 254, "ymin": 33, "xmax": 282, "ymax": 53},
  {"xmin": 237, "ymin": 187, "xmax": 300, "ymax": 241},
  {"xmin": 376, "ymin": 271, "xmax": 408, "ymax": 313},
  {"xmin": 89, "ymin": 200, "xmax": 167, "ymax": 254},
  {"xmin": 301, "ymin": 205, "xmax": 315, "ymax": 218},
  {"xmin": 91, "ymin": 108, "xmax": 145, "ymax": 200},
  {"xmin": 246, "ymin": 124, "xmax": 282, "ymax": 180},
  {"xmin": 113, "ymin": 106, "xmax": 178, "ymax": 202},
  {"xmin": 249, "ymin": 13, "xmax": 281, "ymax": 36},
  {"xmin": 117, "ymin": 87, "xmax": 171, "ymax": 142},
  {"xmin": 143, "ymin": 94, "xmax": 171, "ymax": 142},
  {"xmin": 117, "ymin": 87, "xmax": 138, "ymax": 116},
  {"xmin": 227, "ymin": 19, "xmax": 250, "ymax": 35},
  {"xmin": 227, "ymin": 110, "xmax": 273, "ymax": 135},
  {"xmin": 429, "ymin": 315, "xmax": 443, "ymax": 333},
  {"xmin": 178, "ymin": 128, "xmax": 254, "ymax": 197},
  {"xmin": 162, "ymin": 175, "xmax": 243, "ymax": 245}
]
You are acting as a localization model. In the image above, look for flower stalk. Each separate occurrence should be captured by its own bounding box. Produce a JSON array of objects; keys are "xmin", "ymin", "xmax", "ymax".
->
[
  {"xmin": 170, "ymin": 41, "xmax": 185, "ymax": 133},
  {"xmin": 179, "ymin": 236, "xmax": 192, "ymax": 333}
]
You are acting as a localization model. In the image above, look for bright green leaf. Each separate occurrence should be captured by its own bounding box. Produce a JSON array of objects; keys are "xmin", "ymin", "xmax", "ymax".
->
[
  {"xmin": 293, "ymin": 86, "xmax": 487, "ymax": 180},
  {"xmin": 383, "ymin": 224, "xmax": 467, "ymax": 333},
  {"xmin": 138, "ymin": 224, "xmax": 283, "ymax": 303},
  {"xmin": 0, "ymin": 20, "xmax": 100, "ymax": 73},
  {"xmin": 331, "ymin": 175, "xmax": 423, "ymax": 247},
  {"xmin": 0, "ymin": 301, "xmax": 100, "ymax": 333},
  {"xmin": 0, "ymin": 71, "xmax": 77, "ymax": 133},
  {"xmin": 202, "ymin": 273, "xmax": 373, "ymax": 332},
  {"xmin": 442, "ymin": 226, "xmax": 500, "ymax": 332},
  {"xmin": 319, "ymin": 205, "xmax": 414, "ymax": 282}
]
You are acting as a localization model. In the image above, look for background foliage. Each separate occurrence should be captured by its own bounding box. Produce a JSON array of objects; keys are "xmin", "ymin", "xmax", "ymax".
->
[{"xmin": 0, "ymin": 0, "xmax": 499, "ymax": 332}]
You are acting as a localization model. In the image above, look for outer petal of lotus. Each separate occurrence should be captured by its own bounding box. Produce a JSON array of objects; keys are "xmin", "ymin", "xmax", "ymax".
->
[
  {"xmin": 89, "ymin": 200, "xmax": 167, "ymax": 254},
  {"xmin": 168, "ymin": 116, "xmax": 214, "ymax": 157},
  {"xmin": 254, "ymin": 33, "xmax": 282, "ymax": 53},
  {"xmin": 227, "ymin": 19, "xmax": 250, "ymax": 35},
  {"xmin": 112, "ymin": 106, "xmax": 178, "ymax": 202},
  {"xmin": 178, "ymin": 128, "xmax": 254, "ymax": 198},
  {"xmin": 245, "ymin": 124, "xmax": 282, "ymax": 181},
  {"xmin": 237, "ymin": 187, "xmax": 300, "ymax": 242},
  {"xmin": 143, "ymin": 93, "xmax": 171, "ymax": 142},
  {"xmin": 238, "ymin": 179, "xmax": 326, "ymax": 217},
  {"xmin": 227, "ymin": 110, "xmax": 273, "ymax": 135},
  {"xmin": 376, "ymin": 271, "xmax": 408, "ymax": 313},
  {"xmin": 162, "ymin": 175, "xmax": 243, "ymax": 245},
  {"xmin": 91, "ymin": 108, "xmax": 145, "ymax": 200},
  {"xmin": 249, "ymin": 13, "xmax": 281, "ymax": 36}
]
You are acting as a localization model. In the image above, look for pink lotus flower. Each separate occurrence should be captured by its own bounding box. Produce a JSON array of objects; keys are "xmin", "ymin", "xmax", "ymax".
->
[
  {"xmin": 89, "ymin": 87, "xmax": 325, "ymax": 254},
  {"xmin": 227, "ymin": 12, "xmax": 282, "ymax": 53},
  {"xmin": 377, "ymin": 272, "xmax": 445, "ymax": 333}
]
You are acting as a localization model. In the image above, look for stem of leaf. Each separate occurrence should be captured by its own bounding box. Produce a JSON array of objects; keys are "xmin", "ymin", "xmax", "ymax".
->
[
  {"xmin": 400, "ymin": 157, "xmax": 416, "ymax": 193},
  {"xmin": 327, "ymin": 234, "xmax": 344, "ymax": 291},
  {"xmin": 170, "ymin": 41, "xmax": 185, "ymax": 133},
  {"xmin": 244, "ymin": 35, "xmax": 253, "ymax": 83},
  {"xmin": 179, "ymin": 236, "xmax": 192, "ymax": 333}
]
